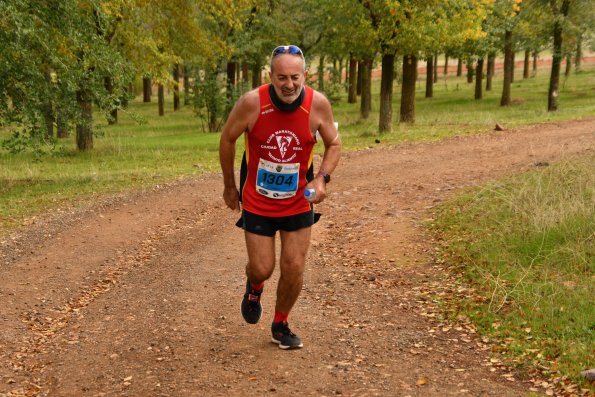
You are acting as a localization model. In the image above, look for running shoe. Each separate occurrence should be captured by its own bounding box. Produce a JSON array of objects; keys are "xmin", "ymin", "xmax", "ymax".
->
[
  {"xmin": 271, "ymin": 321, "xmax": 303, "ymax": 349},
  {"xmin": 241, "ymin": 280, "xmax": 262, "ymax": 324}
]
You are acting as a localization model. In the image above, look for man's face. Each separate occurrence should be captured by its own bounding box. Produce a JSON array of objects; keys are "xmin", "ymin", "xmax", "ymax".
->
[{"xmin": 269, "ymin": 54, "xmax": 307, "ymax": 104}]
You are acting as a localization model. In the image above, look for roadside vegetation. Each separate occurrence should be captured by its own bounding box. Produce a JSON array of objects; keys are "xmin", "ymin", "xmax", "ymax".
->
[{"xmin": 431, "ymin": 154, "xmax": 594, "ymax": 393}]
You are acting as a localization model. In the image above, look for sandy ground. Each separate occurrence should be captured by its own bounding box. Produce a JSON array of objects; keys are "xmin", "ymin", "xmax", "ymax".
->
[{"xmin": 0, "ymin": 118, "xmax": 593, "ymax": 397}]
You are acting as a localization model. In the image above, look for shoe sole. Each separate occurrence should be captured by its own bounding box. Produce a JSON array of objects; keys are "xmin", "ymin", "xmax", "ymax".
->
[{"xmin": 271, "ymin": 337, "xmax": 303, "ymax": 349}]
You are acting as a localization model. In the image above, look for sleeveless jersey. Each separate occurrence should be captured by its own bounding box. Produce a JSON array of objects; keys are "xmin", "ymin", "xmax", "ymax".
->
[{"xmin": 239, "ymin": 84, "xmax": 315, "ymax": 217}]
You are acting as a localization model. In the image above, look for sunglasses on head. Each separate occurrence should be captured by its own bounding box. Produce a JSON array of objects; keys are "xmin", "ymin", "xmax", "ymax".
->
[{"xmin": 271, "ymin": 45, "xmax": 304, "ymax": 59}]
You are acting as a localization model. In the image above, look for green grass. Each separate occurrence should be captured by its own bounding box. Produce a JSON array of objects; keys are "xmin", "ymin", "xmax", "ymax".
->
[
  {"xmin": 0, "ymin": 101, "xmax": 226, "ymax": 229},
  {"xmin": 332, "ymin": 66, "xmax": 595, "ymax": 150},
  {"xmin": 1, "ymin": 64, "xmax": 594, "ymax": 231},
  {"xmin": 431, "ymin": 154, "xmax": 594, "ymax": 390}
]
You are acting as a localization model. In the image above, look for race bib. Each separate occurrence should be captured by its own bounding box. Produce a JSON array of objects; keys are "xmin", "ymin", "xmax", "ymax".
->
[{"xmin": 256, "ymin": 158, "xmax": 299, "ymax": 199}]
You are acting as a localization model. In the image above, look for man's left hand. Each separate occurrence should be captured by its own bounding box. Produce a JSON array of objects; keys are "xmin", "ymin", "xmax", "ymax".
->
[{"xmin": 305, "ymin": 176, "xmax": 327, "ymax": 204}]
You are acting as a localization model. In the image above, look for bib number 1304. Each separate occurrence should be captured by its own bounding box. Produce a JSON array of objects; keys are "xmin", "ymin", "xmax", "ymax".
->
[{"xmin": 256, "ymin": 159, "xmax": 299, "ymax": 199}]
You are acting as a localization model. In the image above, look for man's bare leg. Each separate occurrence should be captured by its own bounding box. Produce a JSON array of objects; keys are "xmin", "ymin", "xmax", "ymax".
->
[
  {"xmin": 276, "ymin": 227, "xmax": 311, "ymax": 315},
  {"xmin": 270, "ymin": 227, "xmax": 311, "ymax": 349},
  {"xmin": 241, "ymin": 232, "xmax": 275, "ymax": 324},
  {"xmin": 244, "ymin": 231, "xmax": 276, "ymax": 284}
]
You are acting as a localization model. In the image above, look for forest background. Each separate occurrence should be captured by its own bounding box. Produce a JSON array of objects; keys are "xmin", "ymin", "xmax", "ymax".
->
[{"xmin": 2, "ymin": 0, "xmax": 594, "ymax": 150}]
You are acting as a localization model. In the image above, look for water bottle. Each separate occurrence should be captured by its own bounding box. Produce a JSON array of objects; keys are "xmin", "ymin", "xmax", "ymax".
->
[{"xmin": 304, "ymin": 188, "xmax": 316, "ymax": 202}]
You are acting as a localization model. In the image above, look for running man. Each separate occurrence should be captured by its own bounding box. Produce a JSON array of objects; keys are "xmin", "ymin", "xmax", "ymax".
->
[{"xmin": 219, "ymin": 45, "xmax": 341, "ymax": 349}]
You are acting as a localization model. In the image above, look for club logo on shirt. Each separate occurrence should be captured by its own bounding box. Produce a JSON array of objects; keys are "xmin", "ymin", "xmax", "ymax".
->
[
  {"xmin": 276, "ymin": 136, "xmax": 292, "ymax": 158},
  {"xmin": 261, "ymin": 129, "xmax": 303, "ymax": 163}
]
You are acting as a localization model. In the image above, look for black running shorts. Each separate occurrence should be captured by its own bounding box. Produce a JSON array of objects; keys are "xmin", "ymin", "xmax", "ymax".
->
[{"xmin": 236, "ymin": 209, "xmax": 320, "ymax": 237}]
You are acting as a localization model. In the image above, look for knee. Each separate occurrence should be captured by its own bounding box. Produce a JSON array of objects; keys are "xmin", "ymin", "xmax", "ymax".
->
[{"xmin": 247, "ymin": 262, "xmax": 274, "ymax": 282}]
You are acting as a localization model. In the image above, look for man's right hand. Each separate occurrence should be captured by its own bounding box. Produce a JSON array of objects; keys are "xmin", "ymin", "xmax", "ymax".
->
[{"xmin": 223, "ymin": 186, "xmax": 241, "ymax": 211}]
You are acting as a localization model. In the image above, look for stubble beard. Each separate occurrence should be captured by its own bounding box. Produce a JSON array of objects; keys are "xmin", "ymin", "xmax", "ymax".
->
[{"xmin": 279, "ymin": 86, "xmax": 301, "ymax": 104}]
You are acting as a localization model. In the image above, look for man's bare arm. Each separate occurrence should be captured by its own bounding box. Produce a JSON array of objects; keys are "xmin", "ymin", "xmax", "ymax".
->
[
  {"xmin": 219, "ymin": 90, "xmax": 258, "ymax": 211},
  {"xmin": 307, "ymin": 91, "xmax": 342, "ymax": 203}
]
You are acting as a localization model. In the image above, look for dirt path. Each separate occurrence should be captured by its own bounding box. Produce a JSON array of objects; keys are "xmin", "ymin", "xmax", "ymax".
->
[{"xmin": 1, "ymin": 118, "xmax": 594, "ymax": 397}]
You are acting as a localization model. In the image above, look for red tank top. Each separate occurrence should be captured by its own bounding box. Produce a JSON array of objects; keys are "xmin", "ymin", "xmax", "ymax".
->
[{"xmin": 240, "ymin": 84, "xmax": 315, "ymax": 217}]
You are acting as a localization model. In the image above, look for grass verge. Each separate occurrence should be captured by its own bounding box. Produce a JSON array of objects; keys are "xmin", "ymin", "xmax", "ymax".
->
[
  {"xmin": 0, "ymin": 103, "xmax": 226, "ymax": 231},
  {"xmin": 430, "ymin": 154, "xmax": 594, "ymax": 393}
]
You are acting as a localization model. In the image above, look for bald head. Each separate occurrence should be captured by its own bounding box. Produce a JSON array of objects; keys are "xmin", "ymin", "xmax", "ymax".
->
[
  {"xmin": 269, "ymin": 45, "xmax": 306, "ymax": 73},
  {"xmin": 270, "ymin": 54, "xmax": 306, "ymax": 73}
]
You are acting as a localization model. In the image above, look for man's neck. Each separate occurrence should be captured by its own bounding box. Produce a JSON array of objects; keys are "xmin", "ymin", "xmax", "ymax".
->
[{"xmin": 268, "ymin": 85, "xmax": 305, "ymax": 112}]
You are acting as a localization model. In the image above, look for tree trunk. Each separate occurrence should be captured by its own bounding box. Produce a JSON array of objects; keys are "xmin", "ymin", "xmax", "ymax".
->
[
  {"xmin": 143, "ymin": 77, "xmax": 151, "ymax": 102},
  {"xmin": 360, "ymin": 58, "xmax": 372, "ymax": 119},
  {"xmin": 400, "ymin": 55, "xmax": 417, "ymax": 123},
  {"xmin": 251, "ymin": 63, "xmax": 261, "ymax": 88},
  {"xmin": 44, "ymin": 107, "xmax": 54, "ymax": 139},
  {"xmin": 57, "ymin": 112, "xmax": 68, "ymax": 138},
  {"xmin": 208, "ymin": 70, "xmax": 219, "ymax": 132},
  {"xmin": 348, "ymin": 56, "xmax": 357, "ymax": 103},
  {"xmin": 379, "ymin": 53, "xmax": 395, "ymax": 133},
  {"xmin": 456, "ymin": 58, "xmax": 463, "ymax": 77},
  {"xmin": 209, "ymin": 112, "xmax": 217, "ymax": 132},
  {"xmin": 122, "ymin": 83, "xmax": 131, "ymax": 108},
  {"xmin": 475, "ymin": 58, "xmax": 484, "ymax": 100},
  {"xmin": 433, "ymin": 54, "xmax": 438, "ymax": 83},
  {"xmin": 183, "ymin": 66, "xmax": 191, "ymax": 105},
  {"xmin": 318, "ymin": 55, "xmax": 325, "ymax": 92},
  {"xmin": 236, "ymin": 63, "xmax": 241, "ymax": 86},
  {"xmin": 75, "ymin": 89, "xmax": 93, "ymax": 151},
  {"xmin": 466, "ymin": 59, "xmax": 474, "ymax": 83},
  {"xmin": 564, "ymin": 54, "xmax": 572, "ymax": 76},
  {"xmin": 226, "ymin": 62, "xmax": 236, "ymax": 88},
  {"xmin": 357, "ymin": 60, "xmax": 363, "ymax": 96},
  {"xmin": 158, "ymin": 84, "xmax": 165, "ymax": 116},
  {"xmin": 500, "ymin": 30, "xmax": 513, "ymax": 106},
  {"xmin": 425, "ymin": 56, "xmax": 433, "ymax": 98},
  {"xmin": 42, "ymin": 70, "xmax": 54, "ymax": 138},
  {"xmin": 104, "ymin": 76, "xmax": 117, "ymax": 124},
  {"xmin": 333, "ymin": 59, "xmax": 337, "ymax": 77},
  {"xmin": 173, "ymin": 64, "xmax": 180, "ymax": 111},
  {"xmin": 444, "ymin": 55, "xmax": 449, "ymax": 75},
  {"xmin": 226, "ymin": 61, "xmax": 236, "ymax": 110},
  {"xmin": 225, "ymin": 62, "xmax": 240, "ymax": 114},
  {"xmin": 548, "ymin": 0, "xmax": 570, "ymax": 111},
  {"xmin": 344, "ymin": 59, "xmax": 349, "ymax": 93},
  {"xmin": 511, "ymin": 52, "xmax": 515, "ymax": 83},
  {"xmin": 486, "ymin": 53, "xmax": 495, "ymax": 91},
  {"xmin": 533, "ymin": 52, "xmax": 538, "ymax": 74},
  {"xmin": 575, "ymin": 34, "xmax": 582, "ymax": 73},
  {"xmin": 242, "ymin": 63, "xmax": 249, "ymax": 83},
  {"xmin": 523, "ymin": 50, "xmax": 530, "ymax": 79}
]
